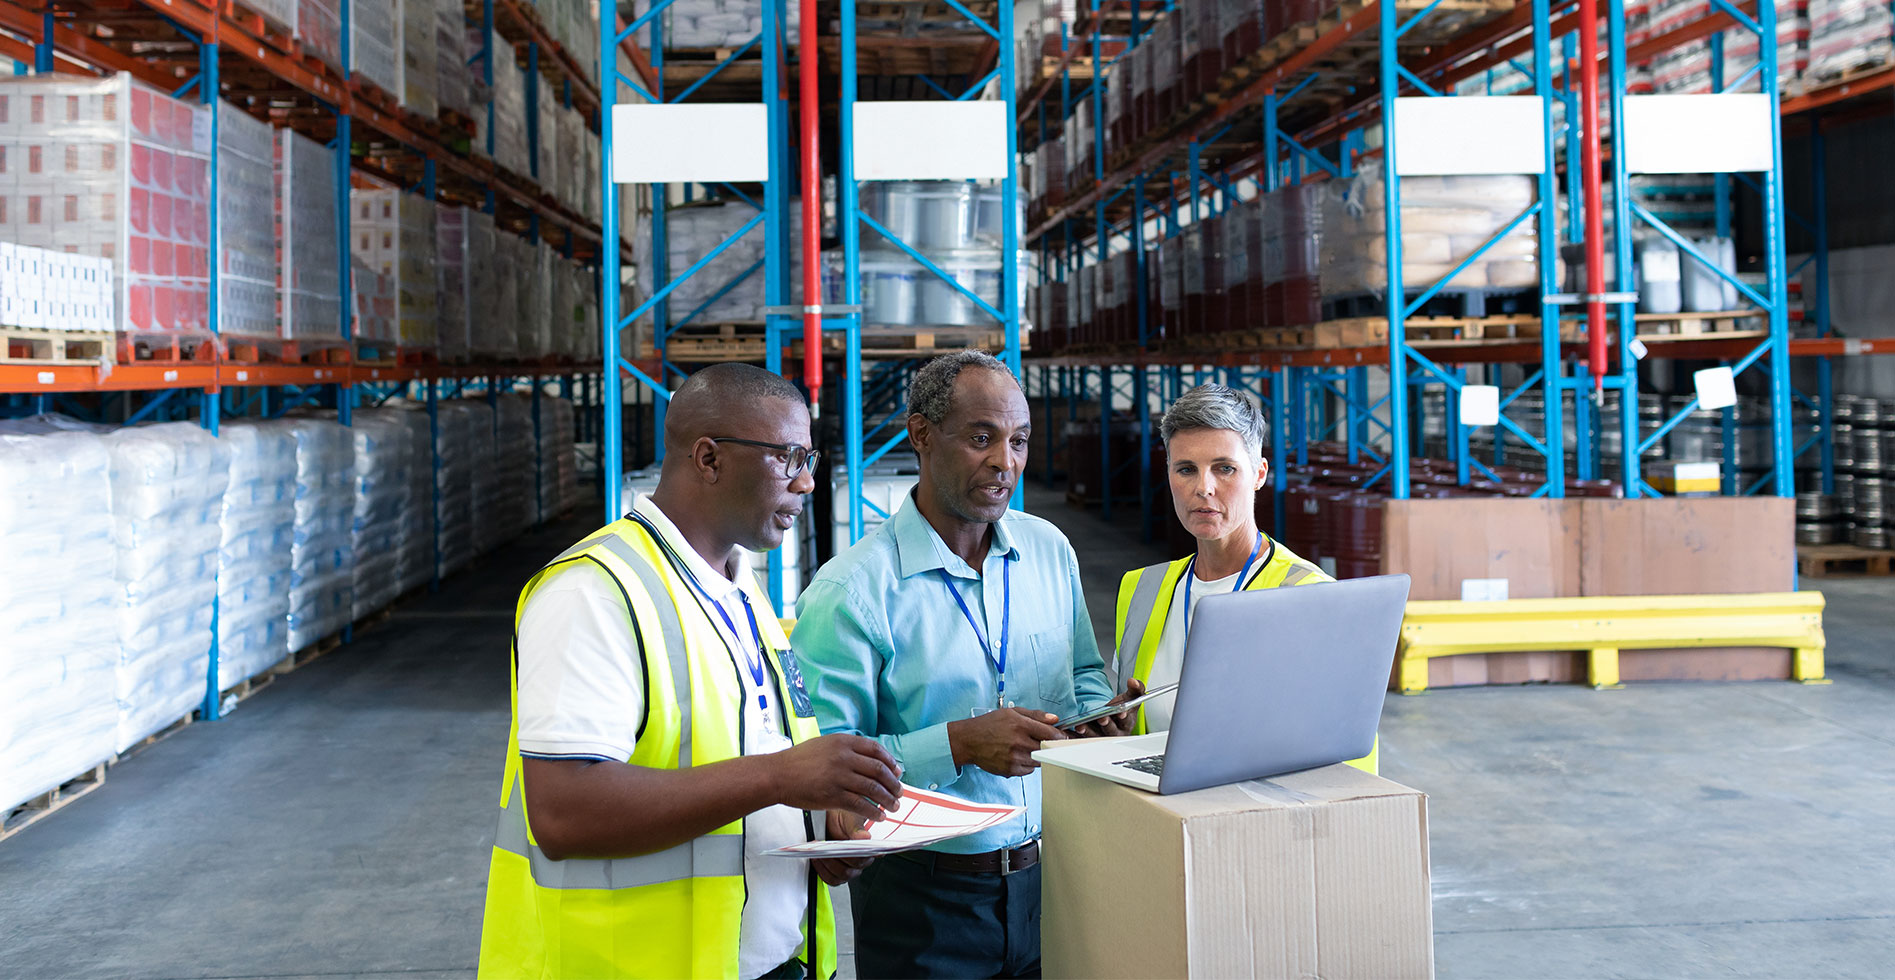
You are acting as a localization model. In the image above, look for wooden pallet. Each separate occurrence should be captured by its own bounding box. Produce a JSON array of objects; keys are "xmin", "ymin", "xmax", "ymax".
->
[
  {"xmin": 118, "ymin": 333, "xmax": 217, "ymax": 364},
  {"xmin": 354, "ymin": 343, "xmax": 440, "ymax": 368},
  {"xmin": 1, "ymin": 328, "xmax": 113, "ymax": 365},
  {"xmin": 1, "ymin": 763, "xmax": 106, "ymax": 843},
  {"xmin": 1633, "ymin": 309, "xmax": 1767, "ymax": 338},
  {"xmin": 1797, "ymin": 543, "xmax": 1895, "ymax": 578},
  {"xmin": 112, "ymin": 713, "xmax": 193, "ymax": 767},
  {"xmin": 217, "ymin": 631, "xmax": 345, "ymax": 712},
  {"xmin": 225, "ymin": 337, "xmax": 355, "ymax": 366},
  {"xmin": 644, "ymin": 324, "xmax": 1016, "ymax": 362}
]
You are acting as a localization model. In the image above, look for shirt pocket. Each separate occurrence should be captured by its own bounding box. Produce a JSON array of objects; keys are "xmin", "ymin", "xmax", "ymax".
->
[{"xmin": 1012, "ymin": 628, "xmax": 1080, "ymax": 715}]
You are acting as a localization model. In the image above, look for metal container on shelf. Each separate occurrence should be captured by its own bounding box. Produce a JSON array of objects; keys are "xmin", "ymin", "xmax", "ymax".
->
[
  {"xmin": 918, "ymin": 249, "xmax": 1003, "ymax": 325},
  {"xmin": 1834, "ymin": 394, "xmax": 1860, "ymax": 426},
  {"xmin": 1797, "ymin": 522, "xmax": 1840, "ymax": 545},
  {"xmin": 1834, "ymin": 423, "xmax": 1857, "ymax": 471},
  {"xmin": 1854, "ymin": 477, "xmax": 1887, "ymax": 526},
  {"xmin": 914, "ymin": 182, "xmax": 979, "ymax": 249},
  {"xmin": 860, "ymin": 250, "xmax": 922, "ymax": 325},
  {"xmin": 1851, "ymin": 395, "xmax": 1884, "ymax": 428},
  {"xmin": 1854, "ymin": 426, "xmax": 1884, "ymax": 474},
  {"xmin": 1796, "ymin": 492, "xmax": 1837, "ymax": 521},
  {"xmin": 860, "ymin": 182, "xmax": 929, "ymax": 245},
  {"xmin": 1852, "ymin": 523, "xmax": 1890, "ymax": 549},
  {"xmin": 1834, "ymin": 472, "xmax": 1857, "ymax": 510}
]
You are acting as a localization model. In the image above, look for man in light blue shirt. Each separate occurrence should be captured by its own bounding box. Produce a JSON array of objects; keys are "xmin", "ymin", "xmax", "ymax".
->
[{"xmin": 793, "ymin": 351, "xmax": 1135, "ymax": 979}]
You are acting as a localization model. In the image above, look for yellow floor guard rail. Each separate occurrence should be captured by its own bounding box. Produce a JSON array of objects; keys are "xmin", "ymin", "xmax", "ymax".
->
[{"xmin": 1397, "ymin": 592, "xmax": 1827, "ymax": 694}]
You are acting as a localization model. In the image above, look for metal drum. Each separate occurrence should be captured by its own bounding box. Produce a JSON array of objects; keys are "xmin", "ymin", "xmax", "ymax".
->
[
  {"xmin": 861, "ymin": 182, "xmax": 929, "ymax": 245},
  {"xmin": 1854, "ymin": 427, "xmax": 1885, "ymax": 474},
  {"xmin": 1855, "ymin": 477, "xmax": 1887, "ymax": 526},
  {"xmin": 1796, "ymin": 492, "xmax": 1837, "ymax": 521},
  {"xmin": 1834, "ymin": 472, "xmax": 1857, "ymax": 509},
  {"xmin": 917, "ymin": 250, "xmax": 1003, "ymax": 325},
  {"xmin": 1834, "ymin": 423, "xmax": 1858, "ymax": 472},
  {"xmin": 1852, "ymin": 523, "xmax": 1890, "ymax": 550},
  {"xmin": 914, "ymin": 182, "xmax": 978, "ymax": 249},
  {"xmin": 859, "ymin": 250, "xmax": 922, "ymax": 325},
  {"xmin": 1835, "ymin": 394, "xmax": 1864, "ymax": 427},
  {"xmin": 1797, "ymin": 522, "xmax": 1840, "ymax": 545}
]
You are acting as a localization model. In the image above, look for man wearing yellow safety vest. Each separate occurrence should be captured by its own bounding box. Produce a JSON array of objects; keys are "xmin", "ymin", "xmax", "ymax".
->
[
  {"xmin": 477, "ymin": 363, "xmax": 905, "ymax": 980},
  {"xmin": 1111, "ymin": 383, "xmax": 1377, "ymax": 773}
]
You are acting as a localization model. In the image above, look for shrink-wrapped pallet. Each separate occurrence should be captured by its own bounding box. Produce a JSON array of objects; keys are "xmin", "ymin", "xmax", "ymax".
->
[
  {"xmin": 496, "ymin": 394, "xmax": 536, "ymax": 536},
  {"xmin": 0, "ymin": 75, "xmax": 212, "ymax": 347},
  {"xmin": 631, "ymin": 201, "xmax": 805, "ymax": 328},
  {"xmin": 395, "ymin": 405, "xmax": 437, "ymax": 594},
  {"xmin": 489, "ymin": 37, "xmax": 532, "ymax": 176},
  {"xmin": 435, "ymin": 0, "xmax": 471, "ymax": 117},
  {"xmin": 0, "ymin": 424, "xmax": 119, "ymax": 813},
  {"xmin": 628, "ymin": 0, "xmax": 797, "ymax": 48},
  {"xmin": 297, "ymin": 0, "xmax": 344, "ymax": 70},
  {"xmin": 96, "ymin": 422, "xmax": 230, "ymax": 751},
  {"xmin": 283, "ymin": 416, "xmax": 353, "ymax": 653},
  {"xmin": 436, "ymin": 401, "xmax": 481, "ymax": 574},
  {"xmin": 1261, "ymin": 182, "xmax": 1323, "ymax": 327},
  {"xmin": 218, "ymin": 103, "xmax": 278, "ymax": 341},
  {"xmin": 214, "ymin": 420, "xmax": 297, "ymax": 691},
  {"xmin": 351, "ymin": 0, "xmax": 399, "ymax": 93},
  {"xmin": 1321, "ymin": 172, "xmax": 1544, "ymax": 297},
  {"xmin": 351, "ymin": 259, "xmax": 397, "ymax": 345},
  {"xmin": 536, "ymin": 395, "xmax": 581, "ymax": 521},
  {"xmin": 400, "ymin": 0, "xmax": 438, "ymax": 115},
  {"xmin": 1808, "ymin": 0, "xmax": 1891, "ymax": 79},
  {"xmin": 349, "ymin": 409, "xmax": 413, "ymax": 619},
  {"xmin": 435, "ymin": 203, "xmax": 472, "ymax": 361},
  {"xmin": 352, "ymin": 188, "xmax": 438, "ymax": 349},
  {"xmin": 465, "ymin": 399, "xmax": 505, "ymax": 556},
  {"xmin": 469, "ymin": 214, "xmax": 509, "ymax": 358},
  {"xmin": 276, "ymin": 128, "xmax": 344, "ymax": 342},
  {"xmin": 509, "ymin": 235, "xmax": 550, "ymax": 357}
]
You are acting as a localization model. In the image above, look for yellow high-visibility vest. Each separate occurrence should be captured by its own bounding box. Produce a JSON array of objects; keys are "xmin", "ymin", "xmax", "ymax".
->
[
  {"xmin": 1111, "ymin": 537, "xmax": 1379, "ymax": 773},
  {"xmin": 477, "ymin": 517, "xmax": 837, "ymax": 980}
]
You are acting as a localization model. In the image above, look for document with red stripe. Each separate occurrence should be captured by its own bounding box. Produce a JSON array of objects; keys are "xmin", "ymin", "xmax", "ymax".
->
[{"xmin": 765, "ymin": 785, "xmax": 1024, "ymax": 857}]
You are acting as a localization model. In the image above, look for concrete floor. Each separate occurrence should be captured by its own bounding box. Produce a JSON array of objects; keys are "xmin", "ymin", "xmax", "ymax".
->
[{"xmin": 3, "ymin": 487, "xmax": 1893, "ymax": 979}]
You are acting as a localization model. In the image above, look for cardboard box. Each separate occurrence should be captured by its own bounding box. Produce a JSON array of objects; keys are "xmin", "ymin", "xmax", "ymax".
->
[
  {"xmin": 1646, "ymin": 460, "xmax": 1721, "ymax": 494},
  {"xmin": 1040, "ymin": 758, "xmax": 1433, "ymax": 980}
]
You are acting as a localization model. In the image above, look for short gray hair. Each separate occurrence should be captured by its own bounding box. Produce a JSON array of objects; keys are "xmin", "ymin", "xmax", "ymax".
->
[
  {"xmin": 907, "ymin": 350, "xmax": 1021, "ymax": 425},
  {"xmin": 1160, "ymin": 383, "xmax": 1267, "ymax": 457}
]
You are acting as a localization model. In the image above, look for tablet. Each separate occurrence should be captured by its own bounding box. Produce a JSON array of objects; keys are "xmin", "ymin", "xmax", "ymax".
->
[{"xmin": 1055, "ymin": 682, "xmax": 1180, "ymax": 731}]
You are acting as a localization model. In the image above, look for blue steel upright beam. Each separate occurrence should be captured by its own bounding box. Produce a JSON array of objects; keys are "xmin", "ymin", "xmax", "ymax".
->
[
  {"xmin": 198, "ymin": 41, "xmax": 225, "ymax": 721},
  {"xmin": 1377, "ymin": 0, "xmax": 1409, "ymax": 498},
  {"xmin": 841, "ymin": 0, "xmax": 865, "ymax": 545},
  {"xmin": 1606, "ymin": 0, "xmax": 1641, "ymax": 494},
  {"xmin": 600, "ymin": 0, "xmax": 625, "ymax": 520},
  {"xmin": 1530, "ymin": 0, "xmax": 1563, "ymax": 495},
  {"xmin": 1759, "ymin": 0, "xmax": 1794, "ymax": 497},
  {"xmin": 760, "ymin": 0, "xmax": 789, "ymax": 609}
]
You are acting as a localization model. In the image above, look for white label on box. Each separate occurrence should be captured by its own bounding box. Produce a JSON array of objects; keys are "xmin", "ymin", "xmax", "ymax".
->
[
  {"xmin": 1461, "ymin": 578, "xmax": 1510, "ymax": 602},
  {"xmin": 1844, "ymin": 338, "xmax": 1865, "ymax": 356},
  {"xmin": 37, "ymin": 370, "xmax": 53, "ymax": 384},
  {"xmin": 1629, "ymin": 337, "xmax": 1650, "ymax": 360},
  {"xmin": 1459, "ymin": 384, "xmax": 1500, "ymax": 426},
  {"xmin": 1693, "ymin": 365, "xmax": 1737, "ymax": 410}
]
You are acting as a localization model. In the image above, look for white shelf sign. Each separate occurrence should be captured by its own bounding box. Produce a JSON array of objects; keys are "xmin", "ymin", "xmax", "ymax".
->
[
  {"xmin": 611, "ymin": 104, "xmax": 770, "ymax": 184},
  {"xmin": 1623, "ymin": 94, "xmax": 1774, "ymax": 174},
  {"xmin": 852, "ymin": 101, "xmax": 1010, "ymax": 181},
  {"xmin": 1394, "ymin": 96, "xmax": 1548, "ymax": 176}
]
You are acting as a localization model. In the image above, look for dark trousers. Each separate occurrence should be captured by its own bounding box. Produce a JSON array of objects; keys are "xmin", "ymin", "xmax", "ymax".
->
[{"xmin": 848, "ymin": 850, "xmax": 1041, "ymax": 980}]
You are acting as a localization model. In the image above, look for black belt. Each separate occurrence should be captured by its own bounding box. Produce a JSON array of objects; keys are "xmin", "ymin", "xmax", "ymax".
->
[{"xmin": 903, "ymin": 840, "xmax": 1041, "ymax": 876}]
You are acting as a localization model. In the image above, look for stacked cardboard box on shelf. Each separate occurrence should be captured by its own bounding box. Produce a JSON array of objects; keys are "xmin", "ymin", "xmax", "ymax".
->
[
  {"xmin": 435, "ymin": 0, "xmax": 472, "ymax": 119},
  {"xmin": 297, "ymin": 0, "xmax": 344, "ymax": 71},
  {"xmin": 217, "ymin": 104, "xmax": 278, "ymax": 341},
  {"xmin": 0, "ymin": 245, "xmax": 114, "ymax": 334},
  {"xmin": 400, "ymin": 0, "xmax": 439, "ymax": 116},
  {"xmin": 350, "ymin": 0, "xmax": 399, "ymax": 94},
  {"xmin": 276, "ymin": 129, "xmax": 344, "ymax": 342},
  {"xmin": 351, "ymin": 188, "xmax": 438, "ymax": 350},
  {"xmin": 0, "ymin": 75, "xmax": 213, "ymax": 349}
]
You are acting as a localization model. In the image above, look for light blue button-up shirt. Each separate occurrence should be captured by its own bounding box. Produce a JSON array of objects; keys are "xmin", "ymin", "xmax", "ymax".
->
[{"xmin": 792, "ymin": 492, "xmax": 1114, "ymax": 854}]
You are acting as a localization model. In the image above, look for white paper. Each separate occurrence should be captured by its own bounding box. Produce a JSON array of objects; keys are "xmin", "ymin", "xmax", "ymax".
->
[{"xmin": 765, "ymin": 784, "xmax": 1023, "ymax": 857}]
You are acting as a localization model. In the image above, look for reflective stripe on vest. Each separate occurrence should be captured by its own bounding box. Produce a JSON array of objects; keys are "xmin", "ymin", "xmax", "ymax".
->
[
  {"xmin": 493, "ymin": 773, "xmax": 744, "ymax": 889},
  {"xmin": 589, "ymin": 533, "xmax": 693, "ymax": 768},
  {"xmin": 1113, "ymin": 560, "xmax": 1178, "ymax": 688}
]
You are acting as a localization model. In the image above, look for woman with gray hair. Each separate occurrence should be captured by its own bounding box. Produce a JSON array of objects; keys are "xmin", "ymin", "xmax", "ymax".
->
[{"xmin": 1106, "ymin": 384, "xmax": 1372, "ymax": 770}]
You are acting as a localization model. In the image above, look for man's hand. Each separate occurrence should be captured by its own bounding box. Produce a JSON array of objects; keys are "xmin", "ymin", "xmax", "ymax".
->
[
  {"xmin": 771, "ymin": 734, "xmax": 904, "ymax": 823},
  {"xmin": 1073, "ymin": 677, "xmax": 1146, "ymax": 739},
  {"xmin": 947, "ymin": 707, "xmax": 1068, "ymax": 777},
  {"xmin": 812, "ymin": 810, "xmax": 877, "ymax": 887}
]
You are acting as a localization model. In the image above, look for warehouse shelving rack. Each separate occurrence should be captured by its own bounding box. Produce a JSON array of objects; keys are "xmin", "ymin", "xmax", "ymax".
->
[
  {"xmin": 0, "ymin": 0, "xmax": 612, "ymax": 720},
  {"xmin": 1017, "ymin": 0, "xmax": 1895, "ymax": 537}
]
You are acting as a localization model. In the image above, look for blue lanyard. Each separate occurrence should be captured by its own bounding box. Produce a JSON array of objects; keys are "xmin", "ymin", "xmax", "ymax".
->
[
  {"xmin": 938, "ymin": 559, "xmax": 1011, "ymax": 708},
  {"xmin": 628, "ymin": 511, "xmax": 771, "ymax": 714},
  {"xmin": 1181, "ymin": 532, "xmax": 1264, "ymax": 623}
]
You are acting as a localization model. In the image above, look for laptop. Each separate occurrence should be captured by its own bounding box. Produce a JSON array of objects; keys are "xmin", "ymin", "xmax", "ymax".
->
[{"xmin": 1034, "ymin": 573, "xmax": 1410, "ymax": 795}]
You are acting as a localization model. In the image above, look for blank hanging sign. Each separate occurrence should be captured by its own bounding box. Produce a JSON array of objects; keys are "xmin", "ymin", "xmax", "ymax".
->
[
  {"xmin": 1393, "ymin": 96, "xmax": 1547, "ymax": 176},
  {"xmin": 1694, "ymin": 366, "xmax": 1738, "ymax": 411},
  {"xmin": 611, "ymin": 104, "xmax": 769, "ymax": 183},
  {"xmin": 1623, "ymin": 94, "xmax": 1774, "ymax": 174},
  {"xmin": 853, "ymin": 101, "xmax": 1010, "ymax": 181},
  {"xmin": 1459, "ymin": 384, "xmax": 1501, "ymax": 426}
]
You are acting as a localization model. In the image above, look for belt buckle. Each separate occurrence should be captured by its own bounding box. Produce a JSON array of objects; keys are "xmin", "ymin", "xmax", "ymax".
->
[{"xmin": 999, "ymin": 847, "xmax": 1011, "ymax": 875}]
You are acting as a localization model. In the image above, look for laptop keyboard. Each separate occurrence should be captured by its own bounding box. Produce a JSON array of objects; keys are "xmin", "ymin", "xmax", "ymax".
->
[{"xmin": 1115, "ymin": 754, "xmax": 1166, "ymax": 776}]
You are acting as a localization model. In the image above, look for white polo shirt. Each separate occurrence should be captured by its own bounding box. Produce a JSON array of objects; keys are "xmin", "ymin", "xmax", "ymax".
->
[{"xmin": 515, "ymin": 494, "xmax": 807, "ymax": 980}]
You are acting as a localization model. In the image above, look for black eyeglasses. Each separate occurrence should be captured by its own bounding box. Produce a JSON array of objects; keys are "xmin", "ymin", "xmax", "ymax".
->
[{"xmin": 710, "ymin": 437, "xmax": 822, "ymax": 479}]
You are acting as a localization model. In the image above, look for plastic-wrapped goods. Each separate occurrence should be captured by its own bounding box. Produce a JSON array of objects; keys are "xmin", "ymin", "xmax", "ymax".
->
[
  {"xmin": 557, "ymin": 107, "xmax": 586, "ymax": 214},
  {"xmin": 0, "ymin": 424, "xmax": 119, "ymax": 814},
  {"xmin": 395, "ymin": 0, "xmax": 437, "ymax": 115},
  {"xmin": 536, "ymin": 78, "xmax": 558, "ymax": 192},
  {"xmin": 297, "ymin": 0, "xmax": 344, "ymax": 70},
  {"xmin": 1321, "ymin": 172, "xmax": 1545, "ymax": 297},
  {"xmin": 502, "ymin": 235, "xmax": 548, "ymax": 356},
  {"xmin": 394, "ymin": 406, "xmax": 437, "ymax": 594},
  {"xmin": 0, "ymin": 243, "xmax": 115, "ymax": 334},
  {"xmin": 276, "ymin": 128, "xmax": 345, "ymax": 342},
  {"xmin": 348, "ymin": 409, "xmax": 413, "ymax": 619},
  {"xmin": 629, "ymin": 0, "xmax": 797, "ymax": 49},
  {"xmin": 464, "ymin": 399, "xmax": 505, "ymax": 556},
  {"xmin": 89, "ymin": 422, "xmax": 230, "ymax": 751},
  {"xmin": 435, "ymin": 401, "xmax": 479, "ymax": 576},
  {"xmin": 435, "ymin": 0, "xmax": 471, "ymax": 117},
  {"xmin": 496, "ymin": 394, "xmax": 536, "ymax": 536},
  {"xmin": 536, "ymin": 395, "xmax": 581, "ymax": 522},
  {"xmin": 217, "ymin": 103, "xmax": 278, "ymax": 341},
  {"xmin": 1681, "ymin": 235, "xmax": 1738, "ymax": 313},
  {"xmin": 489, "ymin": 36, "xmax": 532, "ymax": 176},
  {"xmin": 468, "ymin": 213, "xmax": 509, "ymax": 358},
  {"xmin": 632, "ymin": 200, "xmax": 807, "ymax": 329},
  {"xmin": 549, "ymin": 255, "xmax": 576, "ymax": 358},
  {"xmin": 1808, "ymin": 0, "xmax": 1891, "ymax": 79},
  {"xmin": 569, "ymin": 260, "xmax": 600, "ymax": 360},
  {"xmin": 1152, "ymin": 15, "xmax": 1180, "ymax": 126},
  {"xmin": 351, "ymin": 259, "xmax": 397, "ymax": 344},
  {"xmin": 435, "ymin": 203, "xmax": 471, "ymax": 361},
  {"xmin": 1261, "ymin": 182, "xmax": 1323, "ymax": 327},
  {"xmin": 283, "ymin": 416, "xmax": 354, "ymax": 654},
  {"xmin": 351, "ymin": 0, "xmax": 399, "ymax": 93},
  {"xmin": 1721, "ymin": 2, "xmax": 1810, "ymax": 92},
  {"xmin": 1636, "ymin": 236, "xmax": 1683, "ymax": 314},
  {"xmin": 351, "ymin": 188, "xmax": 438, "ymax": 349},
  {"xmin": 213, "ymin": 421, "xmax": 297, "ymax": 691},
  {"xmin": 493, "ymin": 240, "xmax": 522, "ymax": 358},
  {"xmin": 0, "ymin": 76, "xmax": 212, "ymax": 346}
]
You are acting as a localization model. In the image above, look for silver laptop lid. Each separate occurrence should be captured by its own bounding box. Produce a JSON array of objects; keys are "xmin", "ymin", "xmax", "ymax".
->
[{"xmin": 1157, "ymin": 573, "xmax": 1411, "ymax": 795}]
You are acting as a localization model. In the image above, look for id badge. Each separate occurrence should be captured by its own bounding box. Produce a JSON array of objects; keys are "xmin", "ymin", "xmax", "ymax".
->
[{"xmin": 775, "ymin": 646, "xmax": 817, "ymax": 718}]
